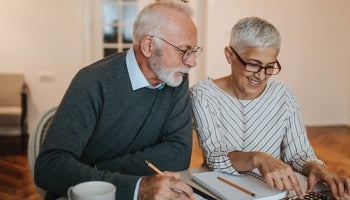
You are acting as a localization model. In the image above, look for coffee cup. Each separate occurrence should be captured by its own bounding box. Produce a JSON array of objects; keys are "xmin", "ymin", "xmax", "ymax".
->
[{"xmin": 67, "ymin": 181, "xmax": 116, "ymax": 200}]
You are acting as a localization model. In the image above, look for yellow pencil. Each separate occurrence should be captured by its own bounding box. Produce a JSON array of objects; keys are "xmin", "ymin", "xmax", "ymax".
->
[
  {"xmin": 217, "ymin": 176, "xmax": 256, "ymax": 197},
  {"xmin": 145, "ymin": 160, "xmax": 165, "ymax": 175},
  {"xmin": 145, "ymin": 160, "xmax": 194, "ymax": 200}
]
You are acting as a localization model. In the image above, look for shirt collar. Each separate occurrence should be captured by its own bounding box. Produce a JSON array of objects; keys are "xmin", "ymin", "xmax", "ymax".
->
[{"xmin": 126, "ymin": 47, "xmax": 165, "ymax": 90}]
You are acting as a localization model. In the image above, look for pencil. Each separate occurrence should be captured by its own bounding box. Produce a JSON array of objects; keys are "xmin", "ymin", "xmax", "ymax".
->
[
  {"xmin": 145, "ymin": 160, "xmax": 165, "ymax": 175},
  {"xmin": 144, "ymin": 160, "xmax": 194, "ymax": 200},
  {"xmin": 217, "ymin": 176, "xmax": 256, "ymax": 197}
]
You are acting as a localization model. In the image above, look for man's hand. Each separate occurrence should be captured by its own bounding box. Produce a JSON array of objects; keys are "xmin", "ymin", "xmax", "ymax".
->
[
  {"xmin": 137, "ymin": 172, "xmax": 193, "ymax": 200},
  {"xmin": 303, "ymin": 161, "xmax": 350, "ymax": 200}
]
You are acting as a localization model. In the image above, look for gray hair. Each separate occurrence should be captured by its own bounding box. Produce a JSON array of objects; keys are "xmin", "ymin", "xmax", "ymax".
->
[
  {"xmin": 230, "ymin": 17, "xmax": 281, "ymax": 53},
  {"xmin": 133, "ymin": 0, "xmax": 193, "ymax": 45}
]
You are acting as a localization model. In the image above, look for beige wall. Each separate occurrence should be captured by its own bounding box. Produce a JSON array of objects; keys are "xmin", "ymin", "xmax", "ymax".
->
[
  {"xmin": 0, "ymin": 0, "xmax": 86, "ymax": 131},
  {"xmin": 0, "ymin": 0, "xmax": 349, "ymax": 132}
]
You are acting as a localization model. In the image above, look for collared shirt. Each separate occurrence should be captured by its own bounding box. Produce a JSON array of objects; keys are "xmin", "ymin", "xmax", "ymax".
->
[
  {"xmin": 126, "ymin": 47, "xmax": 164, "ymax": 200},
  {"xmin": 126, "ymin": 47, "xmax": 165, "ymax": 90}
]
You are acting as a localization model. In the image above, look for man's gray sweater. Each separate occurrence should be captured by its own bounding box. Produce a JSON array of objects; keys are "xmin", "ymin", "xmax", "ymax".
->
[{"xmin": 34, "ymin": 52, "xmax": 192, "ymax": 199}]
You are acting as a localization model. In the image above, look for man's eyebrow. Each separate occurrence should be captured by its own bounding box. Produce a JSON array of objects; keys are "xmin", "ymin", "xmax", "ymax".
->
[{"xmin": 180, "ymin": 44, "xmax": 193, "ymax": 50}]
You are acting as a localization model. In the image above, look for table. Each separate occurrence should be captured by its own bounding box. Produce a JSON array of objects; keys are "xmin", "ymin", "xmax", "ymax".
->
[{"xmin": 58, "ymin": 167, "xmax": 350, "ymax": 200}]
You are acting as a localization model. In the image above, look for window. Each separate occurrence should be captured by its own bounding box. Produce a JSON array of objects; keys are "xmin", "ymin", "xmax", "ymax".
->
[
  {"xmin": 102, "ymin": 0, "xmax": 138, "ymax": 57},
  {"xmin": 83, "ymin": 0, "xmax": 192, "ymax": 63}
]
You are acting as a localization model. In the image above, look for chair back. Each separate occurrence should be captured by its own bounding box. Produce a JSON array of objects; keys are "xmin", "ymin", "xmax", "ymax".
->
[
  {"xmin": 28, "ymin": 107, "xmax": 57, "ymax": 198},
  {"xmin": 0, "ymin": 73, "xmax": 28, "ymax": 150},
  {"xmin": 0, "ymin": 73, "xmax": 25, "ymax": 107}
]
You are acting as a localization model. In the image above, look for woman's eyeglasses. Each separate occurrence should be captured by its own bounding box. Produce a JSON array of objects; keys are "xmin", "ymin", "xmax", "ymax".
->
[{"xmin": 230, "ymin": 47, "xmax": 281, "ymax": 75}]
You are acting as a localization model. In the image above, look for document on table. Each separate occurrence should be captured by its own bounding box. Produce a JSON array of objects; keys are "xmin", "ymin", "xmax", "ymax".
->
[{"xmin": 192, "ymin": 170, "xmax": 287, "ymax": 200}]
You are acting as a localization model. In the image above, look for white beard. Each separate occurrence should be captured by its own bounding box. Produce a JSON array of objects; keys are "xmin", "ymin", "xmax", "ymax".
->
[{"xmin": 150, "ymin": 49, "xmax": 189, "ymax": 87}]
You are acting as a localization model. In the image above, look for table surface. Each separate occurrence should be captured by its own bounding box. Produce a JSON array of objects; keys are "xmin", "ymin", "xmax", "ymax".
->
[{"xmin": 58, "ymin": 167, "xmax": 349, "ymax": 200}]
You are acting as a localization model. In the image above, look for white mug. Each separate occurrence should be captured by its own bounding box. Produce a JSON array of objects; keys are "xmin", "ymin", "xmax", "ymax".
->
[{"xmin": 67, "ymin": 181, "xmax": 116, "ymax": 200}]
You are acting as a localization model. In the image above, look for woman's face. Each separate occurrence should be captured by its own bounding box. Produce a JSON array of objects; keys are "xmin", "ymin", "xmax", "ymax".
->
[{"xmin": 225, "ymin": 46, "xmax": 280, "ymax": 100}]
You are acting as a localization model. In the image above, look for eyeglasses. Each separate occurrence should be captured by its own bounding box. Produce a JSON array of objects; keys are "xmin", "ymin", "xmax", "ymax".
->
[
  {"xmin": 151, "ymin": 36, "xmax": 203, "ymax": 61},
  {"xmin": 230, "ymin": 47, "xmax": 281, "ymax": 75}
]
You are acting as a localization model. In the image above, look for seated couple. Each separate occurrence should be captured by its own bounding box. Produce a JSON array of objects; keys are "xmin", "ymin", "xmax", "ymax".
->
[{"xmin": 34, "ymin": 1, "xmax": 349, "ymax": 199}]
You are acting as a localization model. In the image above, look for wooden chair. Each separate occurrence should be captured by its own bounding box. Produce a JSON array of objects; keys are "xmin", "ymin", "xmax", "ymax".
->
[
  {"xmin": 0, "ymin": 73, "xmax": 28, "ymax": 150},
  {"xmin": 190, "ymin": 129, "xmax": 205, "ymax": 167},
  {"xmin": 28, "ymin": 107, "xmax": 57, "ymax": 198}
]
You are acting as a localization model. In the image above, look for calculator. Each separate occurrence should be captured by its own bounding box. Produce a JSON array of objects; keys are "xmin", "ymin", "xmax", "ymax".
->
[{"xmin": 283, "ymin": 191, "xmax": 334, "ymax": 200}]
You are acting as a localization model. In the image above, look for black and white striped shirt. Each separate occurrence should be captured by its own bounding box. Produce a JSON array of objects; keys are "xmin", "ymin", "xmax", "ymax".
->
[{"xmin": 191, "ymin": 77, "xmax": 322, "ymax": 174}]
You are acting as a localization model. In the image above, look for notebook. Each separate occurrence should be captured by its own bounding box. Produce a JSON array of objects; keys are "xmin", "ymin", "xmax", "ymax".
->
[{"xmin": 192, "ymin": 170, "xmax": 287, "ymax": 200}]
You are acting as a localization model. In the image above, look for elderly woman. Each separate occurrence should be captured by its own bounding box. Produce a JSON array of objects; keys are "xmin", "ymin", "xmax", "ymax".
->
[{"xmin": 191, "ymin": 17, "xmax": 349, "ymax": 199}]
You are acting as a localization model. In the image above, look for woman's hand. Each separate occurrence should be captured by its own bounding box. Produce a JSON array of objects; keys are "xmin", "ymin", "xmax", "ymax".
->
[
  {"xmin": 228, "ymin": 151, "xmax": 304, "ymax": 199},
  {"xmin": 254, "ymin": 152, "xmax": 304, "ymax": 199},
  {"xmin": 303, "ymin": 161, "xmax": 350, "ymax": 200}
]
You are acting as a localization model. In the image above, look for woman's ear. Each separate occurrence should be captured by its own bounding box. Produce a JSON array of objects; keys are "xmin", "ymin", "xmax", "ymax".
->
[
  {"xmin": 140, "ymin": 36, "xmax": 153, "ymax": 57},
  {"xmin": 224, "ymin": 46, "xmax": 233, "ymax": 64}
]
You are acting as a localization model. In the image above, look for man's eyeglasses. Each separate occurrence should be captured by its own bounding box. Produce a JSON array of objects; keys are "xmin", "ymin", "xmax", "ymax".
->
[
  {"xmin": 230, "ymin": 47, "xmax": 281, "ymax": 75},
  {"xmin": 152, "ymin": 36, "xmax": 203, "ymax": 61}
]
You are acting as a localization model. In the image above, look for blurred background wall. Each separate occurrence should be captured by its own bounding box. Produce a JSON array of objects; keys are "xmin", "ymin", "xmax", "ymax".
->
[{"xmin": 0, "ymin": 0, "xmax": 349, "ymax": 134}]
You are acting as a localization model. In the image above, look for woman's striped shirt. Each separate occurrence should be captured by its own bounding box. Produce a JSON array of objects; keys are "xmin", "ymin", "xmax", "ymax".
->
[{"xmin": 191, "ymin": 77, "xmax": 322, "ymax": 174}]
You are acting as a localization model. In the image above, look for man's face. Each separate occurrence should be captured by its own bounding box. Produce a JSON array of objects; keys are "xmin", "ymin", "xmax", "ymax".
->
[
  {"xmin": 148, "ymin": 10, "xmax": 199, "ymax": 87},
  {"xmin": 149, "ymin": 46, "xmax": 190, "ymax": 87}
]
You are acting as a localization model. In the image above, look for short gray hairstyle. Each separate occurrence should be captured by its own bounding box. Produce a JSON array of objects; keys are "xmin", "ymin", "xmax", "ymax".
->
[
  {"xmin": 133, "ymin": 0, "xmax": 193, "ymax": 45},
  {"xmin": 230, "ymin": 17, "xmax": 281, "ymax": 53}
]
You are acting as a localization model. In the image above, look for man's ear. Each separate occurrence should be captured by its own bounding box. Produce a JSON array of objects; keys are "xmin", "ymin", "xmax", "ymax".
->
[{"xmin": 140, "ymin": 36, "xmax": 153, "ymax": 57}]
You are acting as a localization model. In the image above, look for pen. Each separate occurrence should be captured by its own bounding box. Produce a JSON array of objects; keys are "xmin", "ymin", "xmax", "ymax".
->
[
  {"xmin": 217, "ymin": 176, "xmax": 256, "ymax": 197},
  {"xmin": 145, "ymin": 160, "xmax": 194, "ymax": 200}
]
